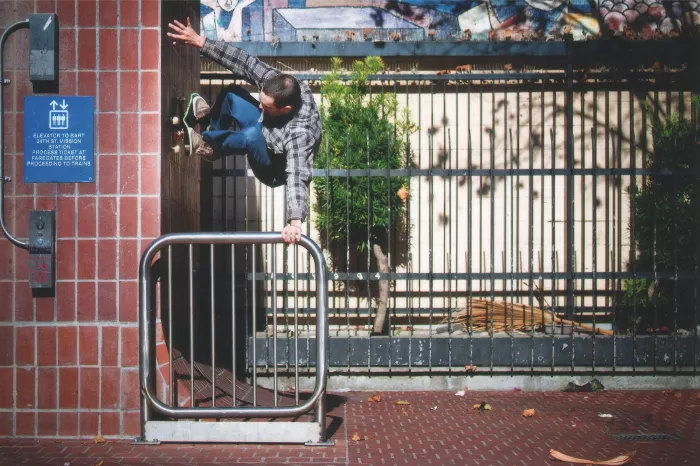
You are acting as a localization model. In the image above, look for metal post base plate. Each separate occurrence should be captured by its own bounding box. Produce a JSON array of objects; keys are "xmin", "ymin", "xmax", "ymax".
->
[
  {"xmin": 144, "ymin": 420, "xmax": 323, "ymax": 444},
  {"xmin": 305, "ymin": 439, "xmax": 335, "ymax": 446},
  {"xmin": 131, "ymin": 437, "xmax": 161, "ymax": 445}
]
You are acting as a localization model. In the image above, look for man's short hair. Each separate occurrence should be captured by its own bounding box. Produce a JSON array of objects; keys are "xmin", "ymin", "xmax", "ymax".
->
[{"xmin": 262, "ymin": 74, "xmax": 302, "ymax": 109}]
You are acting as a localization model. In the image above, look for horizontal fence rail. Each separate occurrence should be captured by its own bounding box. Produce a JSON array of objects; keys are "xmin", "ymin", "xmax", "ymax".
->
[
  {"xmin": 198, "ymin": 63, "xmax": 700, "ymax": 375},
  {"xmin": 137, "ymin": 232, "xmax": 330, "ymax": 444}
]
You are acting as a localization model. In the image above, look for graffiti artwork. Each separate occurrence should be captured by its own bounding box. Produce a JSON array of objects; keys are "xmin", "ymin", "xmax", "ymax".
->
[{"xmin": 200, "ymin": 1, "xmax": 700, "ymax": 42}]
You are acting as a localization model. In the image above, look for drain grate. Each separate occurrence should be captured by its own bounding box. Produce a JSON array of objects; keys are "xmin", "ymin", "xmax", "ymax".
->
[{"xmin": 613, "ymin": 433, "xmax": 682, "ymax": 441}]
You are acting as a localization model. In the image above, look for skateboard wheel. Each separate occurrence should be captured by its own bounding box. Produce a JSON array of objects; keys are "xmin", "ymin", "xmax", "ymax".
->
[{"xmin": 171, "ymin": 116, "xmax": 180, "ymax": 126}]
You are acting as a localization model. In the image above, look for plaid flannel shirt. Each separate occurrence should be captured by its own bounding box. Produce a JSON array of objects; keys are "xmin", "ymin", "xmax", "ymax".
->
[{"xmin": 201, "ymin": 39, "xmax": 322, "ymax": 223}]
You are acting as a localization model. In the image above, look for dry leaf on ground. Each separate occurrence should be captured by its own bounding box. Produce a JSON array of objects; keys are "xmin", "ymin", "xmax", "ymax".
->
[
  {"xmin": 368, "ymin": 394, "xmax": 382, "ymax": 402},
  {"xmin": 674, "ymin": 392, "xmax": 682, "ymax": 399},
  {"xmin": 549, "ymin": 448, "xmax": 636, "ymax": 465},
  {"xmin": 352, "ymin": 433, "xmax": 361, "ymax": 441},
  {"xmin": 395, "ymin": 400, "xmax": 411, "ymax": 405},
  {"xmin": 696, "ymin": 393, "xmax": 700, "ymax": 400},
  {"xmin": 93, "ymin": 435, "xmax": 105, "ymax": 444},
  {"xmin": 473, "ymin": 402, "xmax": 492, "ymax": 411},
  {"xmin": 464, "ymin": 365, "xmax": 478, "ymax": 372},
  {"xmin": 95, "ymin": 461, "xmax": 104, "ymax": 466},
  {"xmin": 522, "ymin": 408, "xmax": 536, "ymax": 417}
]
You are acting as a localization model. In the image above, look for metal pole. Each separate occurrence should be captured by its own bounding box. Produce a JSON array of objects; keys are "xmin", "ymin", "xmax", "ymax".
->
[
  {"xmin": 0, "ymin": 20, "xmax": 29, "ymax": 250},
  {"xmin": 564, "ymin": 33, "xmax": 576, "ymax": 320}
]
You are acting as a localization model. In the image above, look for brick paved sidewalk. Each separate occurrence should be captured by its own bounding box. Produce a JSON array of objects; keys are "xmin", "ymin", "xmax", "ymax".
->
[{"xmin": 1, "ymin": 390, "xmax": 698, "ymax": 465}]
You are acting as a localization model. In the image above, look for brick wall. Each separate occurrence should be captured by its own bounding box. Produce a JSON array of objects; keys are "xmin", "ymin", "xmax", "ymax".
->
[{"xmin": 0, "ymin": 0, "xmax": 161, "ymax": 438}]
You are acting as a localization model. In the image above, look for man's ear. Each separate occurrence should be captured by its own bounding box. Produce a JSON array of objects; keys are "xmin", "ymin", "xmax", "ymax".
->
[{"xmin": 282, "ymin": 105, "xmax": 293, "ymax": 114}]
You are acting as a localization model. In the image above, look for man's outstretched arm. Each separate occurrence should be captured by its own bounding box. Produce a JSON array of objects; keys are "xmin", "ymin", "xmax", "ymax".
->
[{"xmin": 167, "ymin": 17, "xmax": 278, "ymax": 89}]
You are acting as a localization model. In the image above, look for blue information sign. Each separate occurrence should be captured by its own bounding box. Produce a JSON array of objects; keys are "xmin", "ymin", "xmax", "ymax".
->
[{"xmin": 23, "ymin": 96, "xmax": 95, "ymax": 183}]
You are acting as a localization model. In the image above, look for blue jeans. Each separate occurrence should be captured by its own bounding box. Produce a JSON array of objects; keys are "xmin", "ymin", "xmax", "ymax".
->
[{"xmin": 202, "ymin": 85, "xmax": 286, "ymax": 187}]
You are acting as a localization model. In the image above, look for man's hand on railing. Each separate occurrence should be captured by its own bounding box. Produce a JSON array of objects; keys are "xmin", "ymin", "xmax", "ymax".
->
[{"xmin": 282, "ymin": 220, "xmax": 302, "ymax": 245}]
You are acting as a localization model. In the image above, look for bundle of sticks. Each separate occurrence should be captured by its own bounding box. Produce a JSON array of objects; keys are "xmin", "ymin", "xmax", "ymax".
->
[{"xmin": 446, "ymin": 299, "xmax": 614, "ymax": 336}]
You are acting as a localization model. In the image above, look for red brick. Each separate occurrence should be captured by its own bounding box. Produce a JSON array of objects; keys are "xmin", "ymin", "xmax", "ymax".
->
[
  {"xmin": 141, "ymin": 155, "xmax": 160, "ymax": 194},
  {"xmin": 78, "ymin": 71, "xmax": 97, "ymax": 97},
  {"xmin": 98, "ymin": 113, "xmax": 118, "ymax": 154},
  {"xmin": 120, "ymin": 71, "xmax": 139, "ymax": 113},
  {"xmin": 123, "ymin": 411, "xmax": 140, "ymax": 436},
  {"xmin": 98, "ymin": 72, "xmax": 117, "ymax": 112},
  {"xmin": 13, "ymin": 196, "xmax": 32, "ymax": 238},
  {"xmin": 121, "ymin": 327, "xmax": 138, "ymax": 367},
  {"xmin": 142, "ymin": 0, "xmax": 159, "ymax": 27},
  {"xmin": 98, "ymin": 281, "xmax": 118, "ymax": 322},
  {"xmin": 120, "ymin": 30, "xmax": 139, "ymax": 70},
  {"xmin": 57, "ymin": 183, "xmax": 76, "ymax": 195},
  {"xmin": 141, "ymin": 29, "xmax": 160, "ymax": 70},
  {"xmin": 14, "ymin": 71, "xmax": 31, "ymax": 112},
  {"xmin": 0, "ymin": 412, "xmax": 11, "ymax": 436},
  {"xmin": 14, "ymin": 283, "xmax": 33, "ymax": 322},
  {"xmin": 101, "ymin": 327, "xmax": 119, "ymax": 366},
  {"xmin": 0, "ymin": 326, "xmax": 12, "ymax": 366},
  {"xmin": 119, "ymin": 281, "xmax": 138, "ymax": 322},
  {"xmin": 80, "ymin": 411, "xmax": 99, "ymax": 437},
  {"xmin": 36, "ymin": 183, "xmax": 56, "ymax": 197},
  {"xmin": 119, "ymin": 240, "xmax": 139, "ymax": 281},
  {"xmin": 3, "ymin": 113, "xmax": 15, "ymax": 153},
  {"xmin": 77, "ymin": 239, "xmax": 96, "ymax": 279},
  {"xmin": 36, "ymin": 297, "xmax": 55, "ymax": 322},
  {"xmin": 0, "ymin": 282, "xmax": 11, "ymax": 321},
  {"xmin": 141, "ymin": 72, "xmax": 159, "ymax": 112},
  {"xmin": 77, "ymin": 29, "xmax": 96, "ymax": 70},
  {"xmin": 120, "ymin": 0, "xmax": 140, "ymax": 27},
  {"xmin": 58, "ymin": 326, "xmax": 78, "ymax": 366},
  {"xmin": 15, "ymin": 114, "xmax": 25, "ymax": 154},
  {"xmin": 15, "ymin": 412, "xmax": 35, "ymax": 436},
  {"xmin": 56, "ymin": 239, "xmax": 76, "ymax": 280},
  {"xmin": 36, "ymin": 197, "xmax": 55, "ymax": 211},
  {"xmin": 78, "ymin": 197, "xmax": 97, "ymax": 238},
  {"xmin": 58, "ymin": 412, "xmax": 78, "ymax": 436},
  {"xmin": 59, "ymin": 367, "xmax": 79, "ymax": 408},
  {"xmin": 37, "ymin": 327, "xmax": 57, "ymax": 366},
  {"xmin": 38, "ymin": 368, "xmax": 57, "ymax": 409},
  {"xmin": 0, "ymin": 240, "xmax": 14, "ymax": 279},
  {"xmin": 57, "ymin": 282, "xmax": 76, "ymax": 321},
  {"xmin": 121, "ymin": 370, "xmax": 139, "ymax": 409},
  {"xmin": 58, "ymin": 71, "xmax": 77, "ymax": 96},
  {"xmin": 78, "ymin": 180, "xmax": 97, "ymax": 195},
  {"xmin": 120, "ymin": 156, "xmax": 139, "ymax": 194},
  {"xmin": 99, "ymin": 0, "xmax": 118, "ymax": 27},
  {"xmin": 16, "ymin": 326, "xmax": 35, "ymax": 366},
  {"xmin": 78, "ymin": 0, "xmax": 97, "ymax": 26},
  {"xmin": 80, "ymin": 367, "xmax": 100, "ymax": 409},
  {"xmin": 97, "ymin": 240, "xmax": 117, "ymax": 280},
  {"xmin": 141, "ymin": 198, "xmax": 160, "ymax": 238},
  {"xmin": 15, "ymin": 253, "xmax": 29, "ymax": 290},
  {"xmin": 79, "ymin": 326, "xmax": 99, "ymax": 365},
  {"xmin": 38, "ymin": 412, "xmax": 57, "ymax": 436},
  {"xmin": 13, "ymin": 156, "xmax": 35, "ymax": 196},
  {"xmin": 77, "ymin": 282, "xmax": 97, "ymax": 322},
  {"xmin": 101, "ymin": 411, "xmax": 120, "ymax": 436},
  {"xmin": 0, "ymin": 369, "xmax": 12, "ymax": 408},
  {"xmin": 101, "ymin": 367, "xmax": 121, "ymax": 409},
  {"xmin": 16, "ymin": 368, "xmax": 35, "ymax": 409},
  {"xmin": 59, "ymin": 29, "xmax": 76, "ymax": 71},
  {"xmin": 57, "ymin": 197, "xmax": 76, "ymax": 239},
  {"xmin": 121, "ymin": 112, "xmax": 139, "ymax": 154},
  {"xmin": 99, "ymin": 29, "xmax": 118, "ymax": 70},
  {"xmin": 141, "ymin": 114, "xmax": 160, "ymax": 153},
  {"xmin": 56, "ymin": 0, "xmax": 76, "ymax": 26},
  {"xmin": 118, "ymin": 197, "xmax": 138, "ymax": 238},
  {"xmin": 98, "ymin": 197, "xmax": 118, "ymax": 237},
  {"xmin": 98, "ymin": 155, "xmax": 118, "ymax": 194}
]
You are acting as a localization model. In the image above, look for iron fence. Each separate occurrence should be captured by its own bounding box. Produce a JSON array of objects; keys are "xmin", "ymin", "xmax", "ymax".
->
[{"xmin": 196, "ymin": 57, "xmax": 700, "ymax": 375}]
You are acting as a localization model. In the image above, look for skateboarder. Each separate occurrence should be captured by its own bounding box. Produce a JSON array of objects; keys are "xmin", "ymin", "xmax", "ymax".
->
[{"xmin": 167, "ymin": 18, "xmax": 322, "ymax": 245}]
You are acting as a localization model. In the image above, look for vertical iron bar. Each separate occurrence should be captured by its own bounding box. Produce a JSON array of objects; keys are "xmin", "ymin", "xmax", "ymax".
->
[
  {"xmin": 468, "ymin": 83, "xmax": 473, "ymax": 368},
  {"xmin": 168, "ymin": 246, "xmax": 173, "ymax": 406},
  {"xmin": 252, "ymin": 245, "xmax": 257, "ymax": 406},
  {"xmin": 565, "ymin": 36, "xmax": 575, "ymax": 323},
  {"xmin": 490, "ymin": 82, "xmax": 496, "ymax": 371},
  {"xmin": 273, "ymin": 245, "xmax": 278, "ymax": 406},
  {"xmin": 231, "ymin": 244, "xmax": 236, "ymax": 406},
  {"xmin": 407, "ymin": 79, "xmax": 413, "ymax": 371},
  {"xmin": 529, "ymin": 86, "xmax": 535, "ymax": 373},
  {"xmin": 592, "ymin": 91, "xmax": 598, "ymax": 373},
  {"xmin": 429, "ymin": 82, "xmax": 435, "ymax": 370},
  {"xmin": 344, "ymin": 132, "xmax": 350, "ymax": 367},
  {"xmin": 630, "ymin": 88, "xmax": 637, "ymax": 372},
  {"xmin": 367, "ymin": 130, "xmax": 371, "ymax": 369},
  {"xmin": 294, "ymin": 245, "xmax": 300, "ymax": 405},
  {"xmin": 211, "ymin": 245, "xmax": 216, "ymax": 407},
  {"xmin": 189, "ymin": 244, "xmax": 195, "ymax": 405},
  {"xmin": 616, "ymin": 90, "xmax": 623, "ymax": 372}
]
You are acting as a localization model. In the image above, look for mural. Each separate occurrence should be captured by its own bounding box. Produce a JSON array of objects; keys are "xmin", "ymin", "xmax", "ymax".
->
[{"xmin": 200, "ymin": 1, "xmax": 700, "ymax": 42}]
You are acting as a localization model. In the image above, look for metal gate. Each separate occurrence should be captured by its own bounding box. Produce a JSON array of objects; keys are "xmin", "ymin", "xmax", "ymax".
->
[{"xmin": 135, "ymin": 232, "xmax": 332, "ymax": 445}]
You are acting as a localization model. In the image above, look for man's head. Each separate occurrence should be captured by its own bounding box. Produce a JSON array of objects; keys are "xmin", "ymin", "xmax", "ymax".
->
[{"xmin": 260, "ymin": 74, "xmax": 301, "ymax": 118}]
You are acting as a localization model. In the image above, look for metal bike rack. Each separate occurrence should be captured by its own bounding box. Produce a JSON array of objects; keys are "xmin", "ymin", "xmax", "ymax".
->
[{"xmin": 136, "ymin": 232, "xmax": 332, "ymax": 445}]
